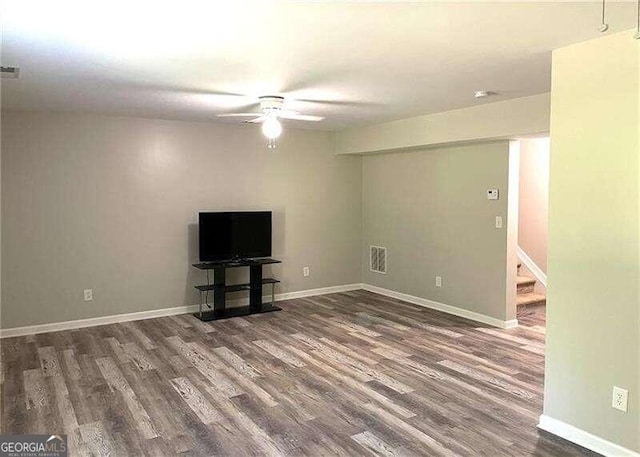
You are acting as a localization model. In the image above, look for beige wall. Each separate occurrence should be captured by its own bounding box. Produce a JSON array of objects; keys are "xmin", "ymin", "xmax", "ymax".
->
[
  {"xmin": 361, "ymin": 141, "xmax": 515, "ymax": 322},
  {"xmin": 544, "ymin": 30, "xmax": 639, "ymax": 451},
  {"xmin": 335, "ymin": 93, "xmax": 550, "ymax": 155},
  {"xmin": 518, "ymin": 138, "xmax": 549, "ymax": 273},
  {"xmin": 1, "ymin": 111, "xmax": 362, "ymax": 329}
]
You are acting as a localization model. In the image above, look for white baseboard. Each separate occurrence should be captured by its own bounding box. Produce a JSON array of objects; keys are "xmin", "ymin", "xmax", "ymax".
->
[
  {"xmin": 538, "ymin": 415, "xmax": 640, "ymax": 457},
  {"xmin": 517, "ymin": 246, "xmax": 547, "ymax": 287},
  {"xmin": 0, "ymin": 283, "xmax": 515, "ymax": 337},
  {"xmin": 361, "ymin": 284, "xmax": 518, "ymax": 329},
  {"xmin": 503, "ymin": 319, "xmax": 519, "ymax": 329},
  {"xmin": 274, "ymin": 283, "xmax": 362, "ymax": 301},
  {"xmin": 0, "ymin": 304, "xmax": 201, "ymax": 339},
  {"xmin": 0, "ymin": 283, "xmax": 363, "ymax": 338}
]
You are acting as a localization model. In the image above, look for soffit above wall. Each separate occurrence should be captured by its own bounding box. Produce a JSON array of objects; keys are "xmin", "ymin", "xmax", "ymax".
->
[{"xmin": 335, "ymin": 93, "xmax": 551, "ymax": 155}]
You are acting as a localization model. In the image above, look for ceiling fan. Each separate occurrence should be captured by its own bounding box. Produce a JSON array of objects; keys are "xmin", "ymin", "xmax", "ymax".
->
[{"xmin": 217, "ymin": 95, "xmax": 324, "ymax": 148}]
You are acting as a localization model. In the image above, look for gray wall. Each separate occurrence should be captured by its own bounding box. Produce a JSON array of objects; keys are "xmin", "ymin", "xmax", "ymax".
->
[
  {"xmin": 1, "ymin": 111, "xmax": 362, "ymax": 329},
  {"xmin": 1, "ymin": 112, "xmax": 518, "ymax": 330},
  {"xmin": 361, "ymin": 141, "xmax": 513, "ymax": 321}
]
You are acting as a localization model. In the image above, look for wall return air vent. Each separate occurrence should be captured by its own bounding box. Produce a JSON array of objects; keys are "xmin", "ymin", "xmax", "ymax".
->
[{"xmin": 370, "ymin": 245, "xmax": 387, "ymax": 274}]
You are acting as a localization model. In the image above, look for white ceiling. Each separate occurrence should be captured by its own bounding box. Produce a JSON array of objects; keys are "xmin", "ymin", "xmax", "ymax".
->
[{"xmin": 1, "ymin": 1, "xmax": 636, "ymax": 130}]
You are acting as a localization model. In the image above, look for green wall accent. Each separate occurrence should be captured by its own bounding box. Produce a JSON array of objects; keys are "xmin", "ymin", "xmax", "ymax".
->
[{"xmin": 544, "ymin": 30, "xmax": 640, "ymax": 451}]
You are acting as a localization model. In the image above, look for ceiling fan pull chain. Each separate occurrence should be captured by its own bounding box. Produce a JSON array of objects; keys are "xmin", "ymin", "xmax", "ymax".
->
[{"xmin": 599, "ymin": 0, "xmax": 609, "ymax": 32}]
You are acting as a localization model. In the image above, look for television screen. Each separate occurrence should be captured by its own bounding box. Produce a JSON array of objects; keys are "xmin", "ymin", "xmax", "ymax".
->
[{"xmin": 199, "ymin": 211, "xmax": 272, "ymax": 261}]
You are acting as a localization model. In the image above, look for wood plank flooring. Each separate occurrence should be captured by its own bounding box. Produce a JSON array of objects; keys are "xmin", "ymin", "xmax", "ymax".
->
[{"xmin": 1, "ymin": 290, "xmax": 595, "ymax": 456}]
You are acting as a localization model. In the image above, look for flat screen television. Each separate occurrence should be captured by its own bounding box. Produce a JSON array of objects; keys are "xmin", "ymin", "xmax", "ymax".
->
[{"xmin": 199, "ymin": 211, "xmax": 272, "ymax": 262}]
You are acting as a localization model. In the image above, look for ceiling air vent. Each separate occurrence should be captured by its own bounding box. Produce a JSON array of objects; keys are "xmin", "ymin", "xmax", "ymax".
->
[
  {"xmin": 1, "ymin": 66, "xmax": 20, "ymax": 79},
  {"xmin": 370, "ymin": 245, "xmax": 387, "ymax": 274}
]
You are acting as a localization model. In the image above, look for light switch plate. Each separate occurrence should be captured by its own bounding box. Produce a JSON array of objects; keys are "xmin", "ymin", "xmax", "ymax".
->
[
  {"xmin": 495, "ymin": 216, "xmax": 503, "ymax": 228},
  {"xmin": 487, "ymin": 189, "xmax": 499, "ymax": 200}
]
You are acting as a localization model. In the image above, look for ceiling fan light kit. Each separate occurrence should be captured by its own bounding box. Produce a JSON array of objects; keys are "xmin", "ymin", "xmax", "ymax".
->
[
  {"xmin": 217, "ymin": 95, "xmax": 324, "ymax": 149},
  {"xmin": 261, "ymin": 117, "xmax": 283, "ymax": 149}
]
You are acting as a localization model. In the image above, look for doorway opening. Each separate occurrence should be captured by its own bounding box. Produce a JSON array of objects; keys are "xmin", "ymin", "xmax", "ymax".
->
[{"xmin": 514, "ymin": 138, "xmax": 550, "ymax": 323}]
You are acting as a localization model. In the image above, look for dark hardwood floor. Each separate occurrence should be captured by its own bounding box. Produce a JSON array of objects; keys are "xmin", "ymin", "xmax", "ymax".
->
[{"xmin": 1, "ymin": 290, "xmax": 595, "ymax": 456}]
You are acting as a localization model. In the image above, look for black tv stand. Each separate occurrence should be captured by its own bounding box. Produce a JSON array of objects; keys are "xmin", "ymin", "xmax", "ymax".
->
[{"xmin": 192, "ymin": 258, "xmax": 282, "ymax": 322}]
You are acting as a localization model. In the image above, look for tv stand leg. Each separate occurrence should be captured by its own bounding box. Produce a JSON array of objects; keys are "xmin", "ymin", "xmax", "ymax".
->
[
  {"xmin": 249, "ymin": 265, "xmax": 262, "ymax": 309},
  {"xmin": 213, "ymin": 267, "xmax": 226, "ymax": 313}
]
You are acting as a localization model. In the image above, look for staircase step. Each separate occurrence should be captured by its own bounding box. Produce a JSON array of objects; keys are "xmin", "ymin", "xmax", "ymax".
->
[
  {"xmin": 517, "ymin": 292, "xmax": 546, "ymax": 307},
  {"xmin": 517, "ymin": 275, "xmax": 536, "ymax": 293},
  {"xmin": 517, "ymin": 275, "xmax": 536, "ymax": 286}
]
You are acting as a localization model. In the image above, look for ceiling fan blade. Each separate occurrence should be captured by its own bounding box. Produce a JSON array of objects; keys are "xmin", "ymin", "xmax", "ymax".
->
[
  {"xmin": 293, "ymin": 97, "xmax": 379, "ymax": 108},
  {"xmin": 278, "ymin": 111, "xmax": 324, "ymax": 122},
  {"xmin": 217, "ymin": 113, "xmax": 262, "ymax": 118},
  {"xmin": 244, "ymin": 116, "xmax": 268, "ymax": 124}
]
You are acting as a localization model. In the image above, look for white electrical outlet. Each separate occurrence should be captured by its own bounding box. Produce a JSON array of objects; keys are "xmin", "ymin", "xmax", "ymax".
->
[
  {"xmin": 303, "ymin": 266, "xmax": 310, "ymax": 277},
  {"xmin": 612, "ymin": 386, "xmax": 628, "ymax": 412},
  {"xmin": 83, "ymin": 289, "xmax": 93, "ymax": 301},
  {"xmin": 495, "ymin": 216, "xmax": 503, "ymax": 229},
  {"xmin": 435, "ymin": 276, "xmax": 442, "ymax": 288}
]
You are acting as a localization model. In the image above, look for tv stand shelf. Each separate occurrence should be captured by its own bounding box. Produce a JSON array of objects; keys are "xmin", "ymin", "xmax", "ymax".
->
[
  {"xmin": 193, "ymin": 258, "xmax": 281, "ymax": 269},
  {"xmin": 195, "ymin": 278, "xmax": 280, "ymax": 293},
  {"xmin": 192, "ymin": 258, "xmax": 282, "ymax": 322}
]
